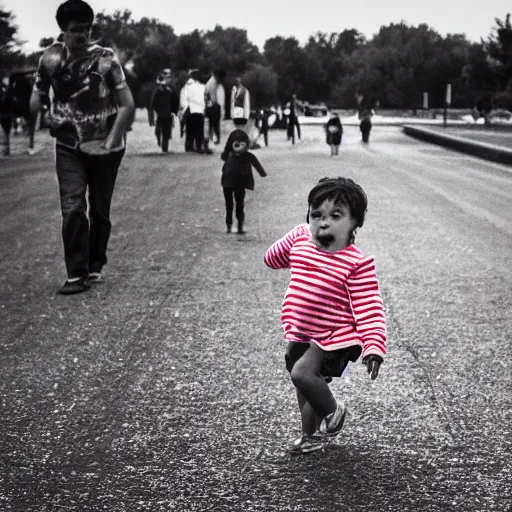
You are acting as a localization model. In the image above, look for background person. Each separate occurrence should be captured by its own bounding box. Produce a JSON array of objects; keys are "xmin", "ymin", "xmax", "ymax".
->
[
  {"xmin": 205, "ymin": 70, "xmax": 225, "ymax": 145},
  {"xmin": 286, "ymin": 94, "xmax": 301, "ymax": 144},
  {"xmin": 180, "ymin": 69, "xmax": 206, "ymax": 153},
  {"xmin": 359, "ymin": 108, "xmax": 373, "ymax": 143},
  {"xmin": 325, "ymin": 112, "xmax": 343, "ymax": 156},
  {"xmin": 29, "ymin": 0, "xmax": 135, "ymax": 294},
  {"xmin": 230, "ymin": 76, "xmax": 250, "ymax": 128},
  {"xmin": 0, "ymin": 76, "xmax": 14, "ymax": 156},
  {"xmin": 148, "ymin": 68, "xmax": 179, "ymax": 153}
]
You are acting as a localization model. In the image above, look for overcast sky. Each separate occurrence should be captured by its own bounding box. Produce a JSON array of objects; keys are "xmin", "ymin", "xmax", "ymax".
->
[{"xmin": 3, "ymin": 0, "xmax": 510, "ymax": 53}]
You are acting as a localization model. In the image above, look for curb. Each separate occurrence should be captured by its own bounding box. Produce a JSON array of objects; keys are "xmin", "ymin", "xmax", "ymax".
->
[{"xmin": 403, "ymin": 125, "xmax": 512, "ymax": 166}]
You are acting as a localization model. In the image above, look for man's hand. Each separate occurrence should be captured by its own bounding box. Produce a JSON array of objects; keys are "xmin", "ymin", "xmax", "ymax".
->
[{"xmin": 363, "ymin": 355, "xmax": 383, "ymax": 380}]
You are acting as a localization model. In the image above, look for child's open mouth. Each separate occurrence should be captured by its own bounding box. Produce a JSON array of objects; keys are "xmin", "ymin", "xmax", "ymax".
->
[{"xmin": 316, "ymin": 234, "xmax": 335, "ymax": 246}]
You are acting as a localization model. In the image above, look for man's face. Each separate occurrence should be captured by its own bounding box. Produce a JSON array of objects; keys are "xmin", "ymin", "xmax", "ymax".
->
[{"xmin": 63, "ymin": 21, "xmax": 92, "ymax": 52}]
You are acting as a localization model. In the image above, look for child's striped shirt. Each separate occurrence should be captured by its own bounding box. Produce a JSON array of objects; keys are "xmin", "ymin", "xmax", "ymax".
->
[{"xmin": 264, "ymin": 224, "xmax": 387, "ymax": 359}]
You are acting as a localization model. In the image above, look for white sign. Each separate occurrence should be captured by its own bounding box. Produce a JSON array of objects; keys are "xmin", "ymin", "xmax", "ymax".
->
[{"xmin": 446, "ymin": 84, "xmax": 452, "ymax": 106}]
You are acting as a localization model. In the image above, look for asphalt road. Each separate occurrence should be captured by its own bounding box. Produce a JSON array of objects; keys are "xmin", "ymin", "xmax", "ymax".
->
[{"xmin": 1, "ymin": 116, "xmax": 511, "ymax": 512}]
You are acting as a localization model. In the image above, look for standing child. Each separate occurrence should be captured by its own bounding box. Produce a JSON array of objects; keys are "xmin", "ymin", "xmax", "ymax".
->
[
  {"xmin": 325, "ymin": 113, "xmax": 343, "ymax": 156},
  {"xmin": 359, "ymin": 109, "xmax": 373, "ymax": 143},
  {"xmin": 221, "ymin": 129, "xmax": 267, "ymax": 234},
  {"xmin": 264, "ymin": 177, "xmax": 387, "ymax": 454}
]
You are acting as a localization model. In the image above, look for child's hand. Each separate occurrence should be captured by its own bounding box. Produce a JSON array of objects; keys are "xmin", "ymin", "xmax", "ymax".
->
[{"xmin": 363, "ymin": 355, "xmax": 383, "ymax": 380}]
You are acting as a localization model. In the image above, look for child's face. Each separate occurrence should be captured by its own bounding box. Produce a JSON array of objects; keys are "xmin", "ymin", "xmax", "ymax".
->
[
  {"xmin": 232, "ymin": 140, "xmax": 247, "ymax": 154},
  {"xmin": 308, "ymin": 199, "xmax": 357, "ymax": 253}
]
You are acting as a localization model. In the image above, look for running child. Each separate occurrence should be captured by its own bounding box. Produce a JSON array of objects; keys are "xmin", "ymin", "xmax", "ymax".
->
[
  {"xmin": 221, "ymin": 129, "xmax": 267, "ymax": 234},
  {"xmin": 264, "ymin": 177, "xmax": 387, "ymax": 454}
]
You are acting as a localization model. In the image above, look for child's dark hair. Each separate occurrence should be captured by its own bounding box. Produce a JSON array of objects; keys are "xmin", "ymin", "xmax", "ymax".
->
[
  {"xmin": 307, "ymin": 177, "xmax": 368, "ymax": 242},
  {"xmin": 56, "ymin": 0, "xmax": 94, "ymax": 31},
  {"xmin": 221, "ymin": 129, "xmax": 250, "ymax": 160}
]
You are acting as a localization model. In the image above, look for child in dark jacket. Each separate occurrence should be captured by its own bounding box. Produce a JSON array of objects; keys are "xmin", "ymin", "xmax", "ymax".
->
[
  {"xmin": 359, "ymin": 109, "xmax": 373, "ymax": 143},
  {"xmin": 325, "ymin": 113, "xmax": 343, "ymax": 156},
  {"xmin": 221, "ymin": 129, "xmax": 267, "ymax": 234}
]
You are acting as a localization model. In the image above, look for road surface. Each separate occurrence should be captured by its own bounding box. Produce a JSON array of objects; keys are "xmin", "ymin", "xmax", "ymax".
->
[{"xmin": 1, "ymin": 117, "xmax": 511, "ymax": 511}]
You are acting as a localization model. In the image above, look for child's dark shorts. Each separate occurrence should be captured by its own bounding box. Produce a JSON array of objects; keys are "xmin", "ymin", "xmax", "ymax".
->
[{"xmin": 285, "ymin": 341, "xmax": 362, "ymax": 381}]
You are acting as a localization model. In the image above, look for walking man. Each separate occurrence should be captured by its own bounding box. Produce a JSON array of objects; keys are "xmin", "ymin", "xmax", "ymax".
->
[
  {"xmin": 29, "ymin": 0, "xmax": 135, "ymax": 294},
  {"xmin": 287, "ymin": 94, "xmax": 301, "ymax": 144},
  {"xmin": 205, "ymin": 70, "xmax": 225, "ymax": 145},
  {"xmin": 148, "ymin": 68, "xmax": 179, "ymax": 152}
]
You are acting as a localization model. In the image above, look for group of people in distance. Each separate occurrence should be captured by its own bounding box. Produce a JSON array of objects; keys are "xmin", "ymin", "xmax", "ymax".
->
[
  {"xmin": 25, "ymin": 0, "xmax": 387, "ymax": 458},
  {"xmin": 148, "ymin": 68, "xmax": 218, "ymax": 155},
  {"xmin": 148, "ymin": 70, "xmax": 254, "ymax": 155}
]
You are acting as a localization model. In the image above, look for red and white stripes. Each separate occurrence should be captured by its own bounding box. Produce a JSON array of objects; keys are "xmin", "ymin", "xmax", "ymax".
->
[{"xmin": 264, "ymin": 224, "xmax": 387, "ymax": 359}]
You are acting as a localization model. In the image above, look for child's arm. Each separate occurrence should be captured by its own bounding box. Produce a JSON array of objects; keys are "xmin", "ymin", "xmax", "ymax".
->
[
  {"xmin": 264, "ymin": 225, "xmax": 304, "ymax": 269},
  {"xmin": 346, "ymin": 256, "xmax": 387, "ymax": 363},
  {"xmin": 220, "ymin": 132, "xmax": 235, "ymax": 161},
  {"xmin": 248, "ymin": 152, "xmax": 267, "ymax": 177}
]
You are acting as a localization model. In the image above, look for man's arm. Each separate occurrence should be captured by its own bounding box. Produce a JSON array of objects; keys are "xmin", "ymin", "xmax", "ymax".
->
[
  {"xmin": 230, "ymin": 87, "xmax": 235, "ymax": 119},
  {"xmin": 179, "ymin": 86, "xmax": 188, "ymax": 112},
  {"xmin": 29, "ymin": 90, "xmax": 44, "ymax": 119},
  {"xmin": 105, "ymin": 85, "xmax": 135, "ymax": 150},
  {"xmin": 217, "ymin": 84, "xmax": 225, "ymax": 119},
  {"xmin": 103, "ymin": 51, "xmax": 135, "ymax": 150},
  {"xmin": 244, "ymin": 89, "xmax": 250, "ymax": 119},
  {"xmin": 30, "ymin": 53, "xmax": 50, "ymax": 119}
]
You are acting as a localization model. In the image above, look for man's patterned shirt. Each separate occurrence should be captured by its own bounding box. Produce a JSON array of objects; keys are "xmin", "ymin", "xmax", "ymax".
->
[{"xmin": 33, "ymin": 42, "xmax": 127, "ymax": 148}]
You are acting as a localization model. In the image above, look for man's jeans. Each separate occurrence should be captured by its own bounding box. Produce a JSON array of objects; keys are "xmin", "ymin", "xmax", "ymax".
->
[{"xmin": 55, "ymin": 144, "xmax": 124, "ymax": 279}]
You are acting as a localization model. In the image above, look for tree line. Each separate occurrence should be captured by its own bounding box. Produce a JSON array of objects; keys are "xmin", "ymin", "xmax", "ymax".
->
[{"xmin": 1, "ymin": 8, "xmax": 511, "ymax": 112}]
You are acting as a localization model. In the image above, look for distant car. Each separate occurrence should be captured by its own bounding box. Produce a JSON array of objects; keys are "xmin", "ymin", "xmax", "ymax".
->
[
  {"xmin": 489, "ymin": 109, "xmax": 511, "ymax": 121},
  {"xmin": 303, "ymin": 104, "xmax": 329, "ymax": 117}
]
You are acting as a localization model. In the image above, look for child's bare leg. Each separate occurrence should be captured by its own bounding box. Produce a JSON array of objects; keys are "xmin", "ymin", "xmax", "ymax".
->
[
  {"xmin": 290, "ymin": 344, "xmax": 337, "ymax": 419},
  {"xmin": 296, "ymin": 389, "xmax": 322, "ymax": 435}
]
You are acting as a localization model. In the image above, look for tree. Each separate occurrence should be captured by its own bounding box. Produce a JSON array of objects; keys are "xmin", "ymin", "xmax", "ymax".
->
[
  {"xmin": 94, "ymin": 10, "xmax": 177, "ymax": 67},
  {"xmin": 302, "ymin": 30, "xmax": 365, "ymax": 105},
  {"xmin": 483, "ymin": 13, "xmax": 512, "ymax": 91},
  {"xmin": 240, "ymin": 64, "xmax": 278, "ymax": 109},
  {"xmin": 171, "ymin": 30, "xmax": 206, "ymax": 72},
  {"xmin": 202, "ymin": 26, "xmax": 262, "ymax": 74},
  {"xmin": 0, "ymin": 9, "xmax": 25, "ymax": 75},
  {"xmin": 263, "ymin": 36, "xmax": 306, "ymax": 103}
]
